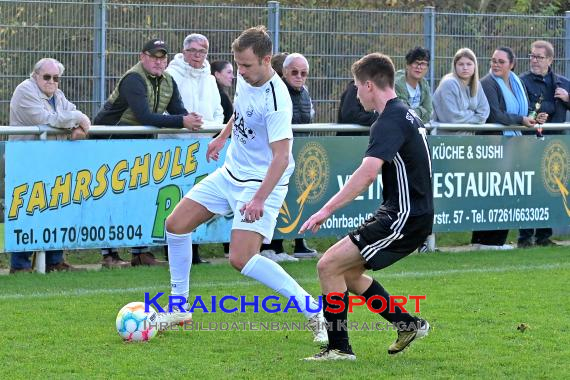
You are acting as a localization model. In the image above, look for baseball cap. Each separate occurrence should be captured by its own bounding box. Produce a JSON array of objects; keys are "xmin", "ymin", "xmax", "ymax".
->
[{"xmin": 142, "ymin": 39, "xmax": 169, "ymax": 58}]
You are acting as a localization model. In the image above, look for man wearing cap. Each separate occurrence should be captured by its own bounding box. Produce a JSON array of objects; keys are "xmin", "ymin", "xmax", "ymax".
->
[
  {"xmin": 94, "ymin": 38, "xmax": 203, "ymax": 268},
  {"xmin": 94, "ymin": 38, "xmax": 202, "ymax": 137}
]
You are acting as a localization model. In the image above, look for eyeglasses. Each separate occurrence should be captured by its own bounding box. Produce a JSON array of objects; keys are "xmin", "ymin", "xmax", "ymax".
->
[
  {"xmin": 411, "ymin": 61, "xmax": 429, "ymax": 69},
  {"xmin": 490, "ymin": 59, "xmax": 508, "ymax": 65},
  {"xmin": 41, "ymin": 74, "xmax": 60, "ymax": 82},
  {"xmin": 529, "ymin": 54, "xmax": 547, "ymax": 62},
  {"xmin": 184, "ymin": 48, "xmax": 208, "ymax": 56},
  {"xmin": 290, "ymin": 69, "xmax": 308, "ymax": 78}
]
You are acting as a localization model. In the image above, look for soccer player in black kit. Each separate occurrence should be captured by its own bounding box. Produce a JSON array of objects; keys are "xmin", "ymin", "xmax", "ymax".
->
[{"xmin": 300, "ymin": 52, "xmax": 434, "ymax": 361}]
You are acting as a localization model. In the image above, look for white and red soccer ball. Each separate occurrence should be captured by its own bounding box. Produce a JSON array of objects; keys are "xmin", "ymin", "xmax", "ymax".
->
[{"xmin": 116, "ymin": 302, "xmax": 158, "ymax": 342}]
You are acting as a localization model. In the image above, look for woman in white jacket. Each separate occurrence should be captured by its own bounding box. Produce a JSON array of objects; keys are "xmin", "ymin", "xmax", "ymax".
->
[
  {"xmin": 166, "ymin": 33, "xmax": 224, "ymax": 126},
  {"xmin": 432, "ymin": 48, "xmax": 490, "ymax": 135}
]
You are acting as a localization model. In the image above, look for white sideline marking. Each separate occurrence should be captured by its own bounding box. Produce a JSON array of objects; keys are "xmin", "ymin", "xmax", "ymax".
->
[{"xmin": 1, "ymin": 262, "xmax": 569, "ymax": 300}]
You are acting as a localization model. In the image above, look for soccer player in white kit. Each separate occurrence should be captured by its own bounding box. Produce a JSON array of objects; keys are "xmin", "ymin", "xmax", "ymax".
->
[{"xmin": 159, "ymin": 26, "xmax": 327, "ymax": 344}]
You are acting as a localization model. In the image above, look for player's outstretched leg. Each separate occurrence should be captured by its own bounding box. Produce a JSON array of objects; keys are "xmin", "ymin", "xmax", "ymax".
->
[
  {"xmin": 157, "ymin": 198, "xmax": 214, "ymax": 330},
  {"xmin": 230, "ymin": 230, "xmax": 328, "ymax": 344},
  {"xmin": 157, "ymin": 230, "xmax": 194, "ymax": 329}
]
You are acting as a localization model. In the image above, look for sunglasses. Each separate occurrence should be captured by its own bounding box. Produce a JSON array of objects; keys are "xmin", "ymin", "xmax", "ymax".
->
[
  {"xmin": 42, "ymin": 74, "xmax": 60, "ymax": 82},
  {"xmin": 290, "ymin": 69, "xmax": 308, "ymax": 78}
]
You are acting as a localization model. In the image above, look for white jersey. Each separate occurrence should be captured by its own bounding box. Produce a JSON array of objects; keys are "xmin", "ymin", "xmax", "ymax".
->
[{"xmin": 223, "ymin": 73, "xmax": 295, "ymax": 186}]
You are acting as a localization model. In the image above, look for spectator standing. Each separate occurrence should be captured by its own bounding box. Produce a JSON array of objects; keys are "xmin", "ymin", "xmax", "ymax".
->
[
  {"xmin": 429, "ymin": 48, "xmax": 490, "ymax": 253},
  {"xmin": 211, "ymin": 60, "xmax": 235, "ymax": 258},
  {"xmin": 9, "ymin": 57, "xmax": 89, "ymax": 273},
  {"xmin": 473, "ymin": 46, "xmax": 540, "ymax": 250},
  {"xmin": 271, "ymin": 52, "xmax": 289, "ymax": 77},
  {"xmin": 94, "ymin": 38, "xmax": 203, "ymax": 267},
  {"xmin": 517, "ymin": 40, "xmax": 567, "ymax": 248},
  {"xmin": 260, "ymin": 53, "xmax": 318, "ymax": 262},
  {"xmin": 166, "ymin": 33, "xmax": 224, "ymax": 127},
  {"xmin": 165, "ymin": 33, "xmax": 226, "ymax": 264},
  {"xmin": 337, "ymin": 80, "xmax": 378, "ymax": 134},
  {"xmin": 394, "ymin": 46, "xmax": 433, "ymax": 124},
  {"xmin": 211, "ymin": 60, "xmax": 234, "ymax": 124},
  {"xmin": 396, "ymin": 47, "xmax": 433, "ymax": 251},
  {"xmin": 432, "ymin": 48, "xmax": 490, "ymax": 134}
]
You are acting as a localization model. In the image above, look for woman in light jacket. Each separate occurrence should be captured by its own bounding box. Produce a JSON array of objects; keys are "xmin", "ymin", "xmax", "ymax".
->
[{"xmin": 432, "ymin": 48, "xmax": 489, "ymax": 135}]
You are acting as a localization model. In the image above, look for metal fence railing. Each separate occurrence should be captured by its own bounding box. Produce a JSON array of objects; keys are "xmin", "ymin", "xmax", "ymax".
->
[{"xmin": 1, "ymin": 1, "xmax": 570, "ymax": 125}]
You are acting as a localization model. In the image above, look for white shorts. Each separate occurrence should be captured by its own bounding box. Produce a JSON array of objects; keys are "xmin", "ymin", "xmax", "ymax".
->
[{"xmin": 184, "ymin": 168, "xmax": 288, "ymax": 244}]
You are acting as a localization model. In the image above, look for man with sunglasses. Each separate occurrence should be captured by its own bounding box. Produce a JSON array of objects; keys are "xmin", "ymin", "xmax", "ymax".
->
[
  {"xmin": 94, "ymin": 38, "xmax": 202, "ymax": 268},
  {"xmin": 8, "ymin": 57, "xmax": 90, "ymax": 273},
  {"xmin": 259, "ymin": 52, "xmax": 318, "ymax": 262},
  {"xmin": 517, "ymin": 40, "xmax": 568, "ymax": 248}
]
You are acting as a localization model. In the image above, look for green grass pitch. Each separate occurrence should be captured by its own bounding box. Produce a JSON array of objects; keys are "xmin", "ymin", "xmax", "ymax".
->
[{"xmin": 1, "ymin": 246, "xmax": 569, "ymax": 378}]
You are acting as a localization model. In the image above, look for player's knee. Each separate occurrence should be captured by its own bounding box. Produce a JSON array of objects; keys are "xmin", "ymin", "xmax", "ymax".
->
[
  {"xmin": 165, "ymin": 214, "xmax": 185, "ymax": 235},
  {"xmin": 316, "ymin": 255, "xmax": 333, "ymax": 277},
  {"xmin": 229, "ymin": 255, "xmax": 246, "ymax": 271}
]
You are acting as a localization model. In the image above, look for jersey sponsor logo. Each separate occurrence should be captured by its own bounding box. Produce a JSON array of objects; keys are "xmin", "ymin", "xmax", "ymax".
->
[
  {"xmin": 406, "ymin": 109, "xmax": 420, "ymax": 124},
  {"xmin": 233, "ymin": 110, "xmax": 256, "ymax": 144}
]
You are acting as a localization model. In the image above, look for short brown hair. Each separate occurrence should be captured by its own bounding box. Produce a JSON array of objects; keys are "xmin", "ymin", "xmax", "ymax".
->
[
  {"xmin": 351, "ymin": 53, "xmax": 395, "ymax": 89},
  {"xmin": 531, "ymin": 40, "xmax": 554, "ymax": 58},
  {"xmin": 232, "ymin": 26, "xmax": 272, "ymax": 60},
  {"xmin": 271, "ymin": 52, "xmax": 289, "ymax": 76}
]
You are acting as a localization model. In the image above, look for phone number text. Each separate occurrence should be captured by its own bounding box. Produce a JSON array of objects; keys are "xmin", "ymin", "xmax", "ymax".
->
[
  {"xmin": 435, "ymin": 207, "xmax": 549, "ymax": 225},
  {"xmin": 13, "ymin": 225, "xmax": 143, "ymax": 245}
]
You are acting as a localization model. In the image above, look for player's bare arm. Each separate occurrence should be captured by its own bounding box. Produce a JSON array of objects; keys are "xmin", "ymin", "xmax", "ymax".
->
[
  {"xmin": 239, "ymin": 138, "xmax": 290, "ymax": 222},
  {"xmin": 206, "ymin": 115, "xmax": 234, "ymax": 162},
  {"xmin": 300, "ymin": 156, "xmax": 383, "ymax": 233}
]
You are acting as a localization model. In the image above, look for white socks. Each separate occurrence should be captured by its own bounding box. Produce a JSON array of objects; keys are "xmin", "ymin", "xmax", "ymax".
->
[
  {"xmin": 241, "ymin": 254, "xmax": 320, "ymax": 318},
  {"xmin": 166, "ymin": 230, "xmax": 193, "ymax": 303}
]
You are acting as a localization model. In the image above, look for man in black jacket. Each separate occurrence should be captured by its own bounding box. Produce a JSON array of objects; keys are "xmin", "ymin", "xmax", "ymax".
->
[
  {"xmin": 520, "ymin": 40, "xmax": 570, "ymax": 126},
  {"xmin": 95, "ymin": 39, "xmax": 202, "ymax": 135},
  {"xmin": 94, "ymin": 38, "xmax": 203, "ymax": 268},
  {"xmin": 518, "ymin": 40, "xmax": 568, "ymax": 248}
]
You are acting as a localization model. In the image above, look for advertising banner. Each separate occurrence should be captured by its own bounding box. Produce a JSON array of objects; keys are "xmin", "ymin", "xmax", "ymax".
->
[{"xmin": 4, "ymin": 136, "xmax": 570, "ymax": 251}]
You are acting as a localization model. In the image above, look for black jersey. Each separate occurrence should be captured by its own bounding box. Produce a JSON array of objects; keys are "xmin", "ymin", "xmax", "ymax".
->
[{"xmin": 365, "ymin": 98, "xmax": 433, "ymax": 216}]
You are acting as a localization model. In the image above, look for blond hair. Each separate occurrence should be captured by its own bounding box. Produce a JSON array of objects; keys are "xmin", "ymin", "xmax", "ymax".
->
[{"xmin": 452, "ymin": 48, "xmax": 479, "ymax": 96}]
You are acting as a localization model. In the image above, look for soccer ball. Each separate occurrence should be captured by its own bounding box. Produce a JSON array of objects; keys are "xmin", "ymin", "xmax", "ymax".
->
[{"xmin": 116, "ymin": 302, "xmax": 158, "ymax": 342}]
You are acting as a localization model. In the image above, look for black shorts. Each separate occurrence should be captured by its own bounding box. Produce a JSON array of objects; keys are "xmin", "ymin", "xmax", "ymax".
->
[{"xmin": 348, "ymin": 210, "xmax": 433, "ymax": 271}]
